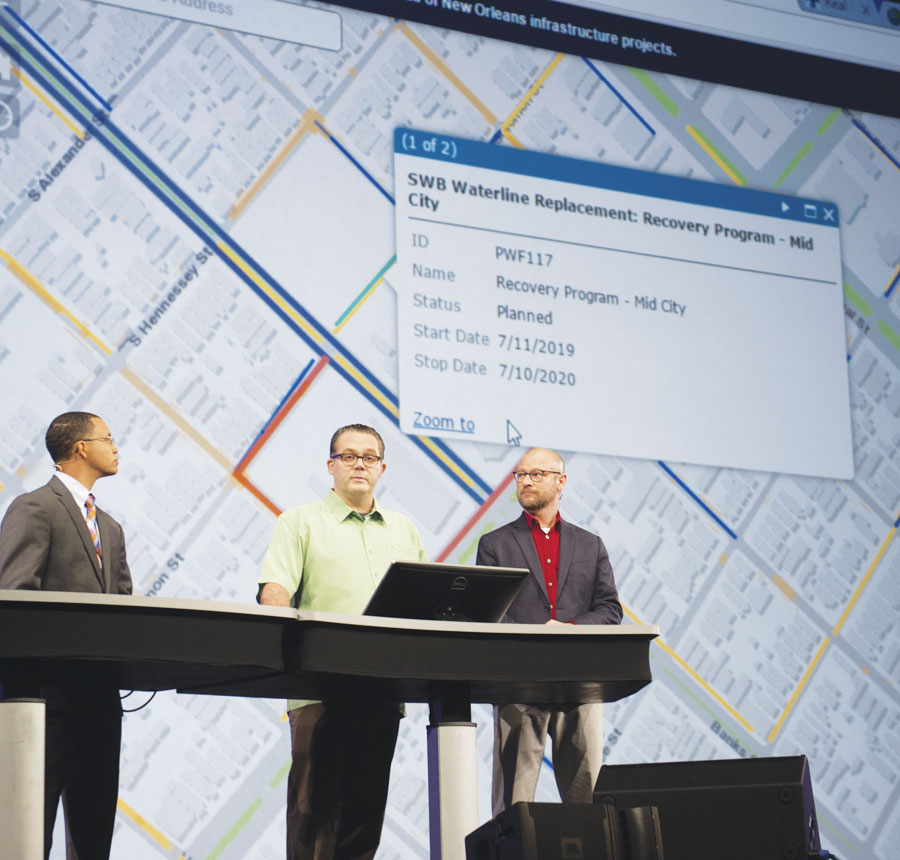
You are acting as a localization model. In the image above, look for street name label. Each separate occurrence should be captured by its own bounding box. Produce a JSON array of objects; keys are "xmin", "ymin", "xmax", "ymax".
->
[{"xmin": 394, "ymin": 128, "xmax": 852, "ymax": 478}]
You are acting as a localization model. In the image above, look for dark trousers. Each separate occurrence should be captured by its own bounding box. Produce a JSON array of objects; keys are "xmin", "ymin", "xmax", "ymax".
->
[
  {"xmin": 44, "ymin": 691, "xmax": 122, "ymax": 860},
  {"xmin": 287, "ymin": 703, "xmax": 401, "ymax": 860},
  {"xmin": 1, "ymin": 669, "xmax": 122, "ymax": 860}
]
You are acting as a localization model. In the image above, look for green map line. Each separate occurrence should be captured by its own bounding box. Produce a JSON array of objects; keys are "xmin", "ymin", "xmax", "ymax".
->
[
  {"xmin": 628, "ymin": 67, "xmax": 680, "ymax": 117},
  {"xmin": 269, "ymin": 758, "xmax": 292, "ymax": 788},
  {"xmin": 663, "ymin": 667, "xmax": 758, "ymax": 756},
  {"xmin": 877, "ymin": 319, "xmax": 900, "ymax": 353},
  {"xmin": 204, "ymin": 798, "xmax": 263, "ymax": 860},
  {"xmin": 844, "ymin": 282, "xmax": 873, "ymax": 317},
  {"xmin": 817, "ymin": 108, "xmax": 842, "ymax": 136},
  {"xmin": 774, "ymin": 141, "xmax": 813, "ymax": 187}
]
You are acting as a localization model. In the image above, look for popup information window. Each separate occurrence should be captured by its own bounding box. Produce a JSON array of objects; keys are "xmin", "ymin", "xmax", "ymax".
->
[{"xmin": 394, "ymin": 128, "xmax": 852, "ymax": 478}]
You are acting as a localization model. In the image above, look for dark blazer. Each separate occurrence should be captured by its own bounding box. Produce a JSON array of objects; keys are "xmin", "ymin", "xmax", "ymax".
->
[
  {"xmin": 476, "ymin": 513, "xmax": 622, "ymax": 625},
  {"xmin": 0, "ymin": 474, "xmax": 132, "ymax": 594},
  {"xmin": 0, "ymin": 475, "xmax": 132, "ymax": 856}
]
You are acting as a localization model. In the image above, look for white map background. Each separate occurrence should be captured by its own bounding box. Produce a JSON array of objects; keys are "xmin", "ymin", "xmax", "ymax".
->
[{"xmin": 0, "ymin": 1, "xmax": 899, "ymax": 858}]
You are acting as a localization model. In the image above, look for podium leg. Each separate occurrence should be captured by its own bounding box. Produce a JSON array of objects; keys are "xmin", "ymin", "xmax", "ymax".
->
[
  {"xmin": 0, "ymin": 699, "xmax": 45, "ymax": 860},
  {"xmin": 427, "ymin": 720, "xmax": 479, "ymax": 860}
]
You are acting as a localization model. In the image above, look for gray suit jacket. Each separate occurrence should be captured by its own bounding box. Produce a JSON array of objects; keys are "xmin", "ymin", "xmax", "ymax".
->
[
  {"xmin": 476, "ymin": 513, "xmax": 621, "ymax": 625},
  {"xmin": 0, "ymin": 475, "xmax": 132, "ymax": 594}
]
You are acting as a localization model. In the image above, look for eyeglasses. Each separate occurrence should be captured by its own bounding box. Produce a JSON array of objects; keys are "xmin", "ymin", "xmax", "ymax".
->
[
  {"xmin": 80, "ymin": 436, "xmax": 116, "ymax": 446},
  {"xmin": 513, "ymin": 469, "xmax": 561, "ymax": 482},
  {"xmin": 331, "ymin": 452, "xmax": 382, "ymax": 467}
]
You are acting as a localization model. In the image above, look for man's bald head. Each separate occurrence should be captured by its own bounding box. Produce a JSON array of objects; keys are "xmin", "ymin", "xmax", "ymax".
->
[
  {"xmin": 517, "ymin": 447, "xmax": 565, "ymax": 474},
  {"xmin": 513, "ymin": 447, "xmax": 567, "ymax": 520}
]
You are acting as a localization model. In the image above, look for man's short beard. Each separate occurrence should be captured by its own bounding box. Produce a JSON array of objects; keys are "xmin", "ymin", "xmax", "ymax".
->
[{"xmin": 518, "ymin": 490, "xmax": 552, "ymax": 512}]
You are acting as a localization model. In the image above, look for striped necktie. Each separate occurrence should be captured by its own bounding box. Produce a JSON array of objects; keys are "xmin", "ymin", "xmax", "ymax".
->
[{"xmin": 84, "ymin": 494, "xmax": 102, "ymax": 569}]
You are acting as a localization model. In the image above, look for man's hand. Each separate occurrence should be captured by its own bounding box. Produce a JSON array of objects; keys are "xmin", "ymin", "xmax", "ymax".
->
[
  {"xmin": 544, "ymin": 618, "xmax": 567, "ymax": 626},
  {"xmin": 258, "ymin": 582, "xmax": 291, "ymax": 606}
]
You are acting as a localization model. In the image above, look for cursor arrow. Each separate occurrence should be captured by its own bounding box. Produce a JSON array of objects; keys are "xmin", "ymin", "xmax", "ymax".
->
[{"xmin": 506, "ymin": 420, "xmax": 522, "ymax": 446}]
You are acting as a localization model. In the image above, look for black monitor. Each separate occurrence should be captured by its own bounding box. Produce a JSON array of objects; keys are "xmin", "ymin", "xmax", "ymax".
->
[{"xmin": 362, "ymin": 561, "xmax": 529, "ymax": 623}]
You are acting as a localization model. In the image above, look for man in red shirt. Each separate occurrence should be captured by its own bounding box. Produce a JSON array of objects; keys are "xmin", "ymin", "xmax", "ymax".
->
[{"xmin": 476, "ymin": 447, "xmax": 622, "ymax": 815}]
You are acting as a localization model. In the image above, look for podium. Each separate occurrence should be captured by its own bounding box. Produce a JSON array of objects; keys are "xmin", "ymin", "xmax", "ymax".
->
[{"xmin": 0, "ymin": 591, "xmax": 657, "ymax": 860}]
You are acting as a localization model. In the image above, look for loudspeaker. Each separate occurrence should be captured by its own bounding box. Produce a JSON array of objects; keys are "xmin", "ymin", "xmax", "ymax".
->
[
  {"xmin": 465, "ymin": 801, "xmax": 664, "ymax": 860},
  {"xmin": 593, "ymin": 754, "xmax": 821, "ymax": 860}
]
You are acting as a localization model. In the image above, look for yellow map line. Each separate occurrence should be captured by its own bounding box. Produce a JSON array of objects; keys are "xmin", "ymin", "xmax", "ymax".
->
[
  {"xmin": 332, "ymin": 355, "xmax": 478, "ymax": 491},
  {"xmin": 0, "ymin": 248, "xmax": 111, "ymax": 354},
  {"xmin": 887, "ymin": 261, "xmax": 900, "ymax": 297},
  {"xmin": 333, "ymin": 353, "xmax": 398, "ymax": 417},
  {"xmin": 859, "ymin": 125, "xmax": 900, "ymax": 174},
  {"xmin": 684, "ymin": 126, "xmax": 744, "ymax": 185},
  {"xmin": 228, "ymin": 108, "xmax": 322, "ymax": 220},
  {"xmin": 217, "ymin": 243, "xmax": 323, "ymax": 344},
  {"xmin": 622, "ymin": 605, "xmax": 755, "ymax": 733},
  {"xmin": 332, "ymin": 270, "xmax": 387, "ymax": 335},
  {"xmin": 120, "ymin": 367, "xmax": 233, "ymax": 471},
  {"xmin": 767, "ymin": 636, "xmax": 830, "ymax": 743},
  {"xmin": 832, "ymin": 525, "xmax": 896, "ymax": 636},
  {"xmin": 500, "ymin": 53, "xmax": 565, "ymax": 148},
  {"xmin": 218, "ymin": 245, "xmax": 477, "ymax": 492},
  {"xmin": 11, "ymin": 67, "xmax": 84, "ymax": 138},
  {"xmin": 117, "ymin": 797, "xmax": 174, "ymax": 851},
  {"xmin": 416, "ymin": 435, "xmax": 478, "ymax": 491},
  {"xmin": 398, "ymin": 23, "xmax": 498, "ymax": 126}
]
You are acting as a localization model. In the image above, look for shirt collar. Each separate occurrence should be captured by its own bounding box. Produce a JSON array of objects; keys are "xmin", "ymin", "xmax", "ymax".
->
[
  {"xmin": 524, "ymin": 510, "xmax": 561, "ymax": 532},
  {"xmin": 324, "ymin": 488, "xmax": 386, "ymax": 523},
  {"xmin": 55, "ymin": 471, "xmax": 94, "ymax": 509}
]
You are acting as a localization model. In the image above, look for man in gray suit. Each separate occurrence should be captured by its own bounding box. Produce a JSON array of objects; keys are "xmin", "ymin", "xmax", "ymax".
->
[
  {"xmin": 0, "ymin": 411, "xmax": 132, "ymax": 859},
  {"xmin": 476, "ymin": 447, "xmax": 622, "ymax": 815}
]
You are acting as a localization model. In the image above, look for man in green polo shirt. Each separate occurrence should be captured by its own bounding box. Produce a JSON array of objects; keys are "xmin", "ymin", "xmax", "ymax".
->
[{"xmin": 258, "ymin": 423, "xmax": 427, "ymax": 860}]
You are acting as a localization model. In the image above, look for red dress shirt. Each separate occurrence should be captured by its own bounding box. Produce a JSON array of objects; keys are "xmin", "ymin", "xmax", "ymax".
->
[{"xmin": 525, "ymin": 510, "xmax": 561, "ymax": 620}]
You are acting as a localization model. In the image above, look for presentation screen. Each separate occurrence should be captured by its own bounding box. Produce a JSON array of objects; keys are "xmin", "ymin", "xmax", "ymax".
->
[
  {"xmin": 1, "ymin": 2, "xmax": 899, "ymax": 860},
  {"xmin": 395, "ymin": 127, "xmax": 850, "ymax": 476}
]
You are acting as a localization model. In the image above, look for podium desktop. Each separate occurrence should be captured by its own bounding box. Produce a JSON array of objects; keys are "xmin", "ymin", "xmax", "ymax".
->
[{"xmin": 0, "ymin": 589, "xmax": 658, "ymax": 860}]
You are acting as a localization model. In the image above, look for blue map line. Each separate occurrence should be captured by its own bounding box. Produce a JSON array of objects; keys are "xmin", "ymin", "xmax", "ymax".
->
[
  {"xmin": 855, "ymin": 122, "xmax": 899, "ymax": 332},
  {"xmin": 894, "ymin": 511, "xmax": 900, "ymax": 529},
  {"xmin": 0, "ymin": 21, "xmax": 494, "ymax": 502},
  {"xmin": 852, "ymin": 119, "xmax": 900, "ymax": 174},
  {"xmin": 314, "ymin": 119, "xmax": 395, "ymax": 205},
  {"xmin": 2, "ymin": 21, "xmax": 396, "ymax": 403},
  {"xmin": 489, "ymin": 129, "xmax": 503, "ymax": 144},
  {"xmin": 0, "ymin": 32, "xmax": 491, "ymax": 504},
  {"xmin": 239, "ymin": 358, "xmax": 315, "ymax": 465},
  {"xmin": 431, "ymin": 437, "xmax": 492, "ymax": 496},
  {"xmin": 2, "ymin": 4, "xmax": 113, "ymax": 113},
  {"xmin": 329, "ymin": 362, "xmax": 486, "ymax": 504},
  {"xmin": 657, "ymin": 461, "xmax": 739, "ymax": 541},
  {"xmin": 885, "ymin": 268, "xmax": 900, "ymax": 299},
  {"xmin": 582, "ymin": 58, "xmax": 655, "ymax": 137}
]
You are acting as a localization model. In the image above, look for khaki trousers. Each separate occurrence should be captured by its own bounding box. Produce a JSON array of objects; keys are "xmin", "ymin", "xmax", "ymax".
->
[{"xmin": 492, "ymin": 702, "xmax": 604, "ymax": 817}]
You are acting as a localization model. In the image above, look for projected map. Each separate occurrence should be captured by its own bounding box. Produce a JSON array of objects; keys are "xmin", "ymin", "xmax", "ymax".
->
[{"xmin": 0, "ymin": 2, "xmax": 899, "ymax": 858}]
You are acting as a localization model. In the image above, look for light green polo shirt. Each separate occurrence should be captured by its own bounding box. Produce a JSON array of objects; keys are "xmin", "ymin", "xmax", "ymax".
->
[{"xmin": 258, "ymin": 489, "xmax": 428, "ymax": 710}]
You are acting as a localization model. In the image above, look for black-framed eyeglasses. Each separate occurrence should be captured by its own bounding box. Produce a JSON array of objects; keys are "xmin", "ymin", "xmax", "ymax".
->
[
  {"xmin": 513, "ymin": 469, "xmax": 561, "ymax": 482},
  {"xmin": 79, "ymin": 436, "xmax": 116, "ymax": 446},
  {"xmin": 331, "ymin": 452, "xmax": 382, "ymax": 467}
]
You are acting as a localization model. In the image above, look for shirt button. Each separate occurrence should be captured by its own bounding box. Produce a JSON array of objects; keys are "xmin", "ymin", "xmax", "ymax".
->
[
  {"xmin": 546, "ymin": 558, "xmax": 551, "ymax": 563},
  {"xmin": 548, "ymin": 582, "xmax": 553, "ymax": 587}
]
